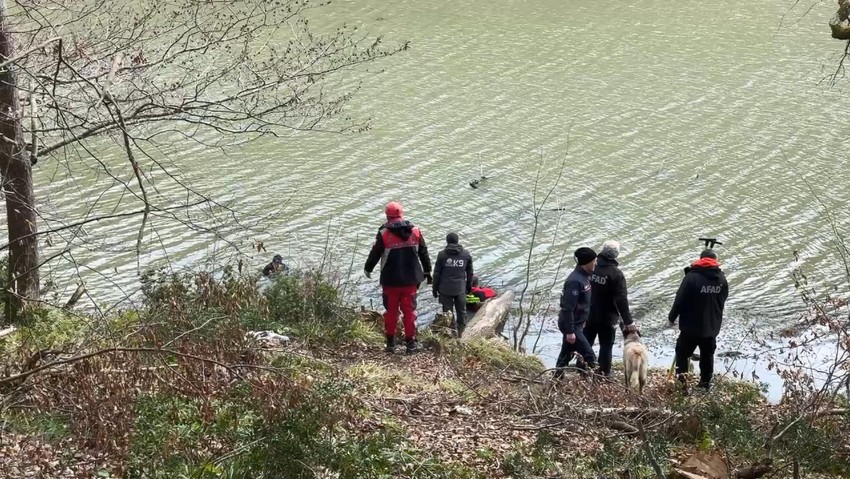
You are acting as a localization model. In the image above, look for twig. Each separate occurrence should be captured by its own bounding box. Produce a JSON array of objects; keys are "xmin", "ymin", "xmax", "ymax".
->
[
  {"xmin": 102, "ymin": 53, "xmax": 149, "ymax": 271},
  {"xmin": 516, "ymin": 126, "xmax": 573, "ymax": 350},
  {"xmin": 772, "ymin": 408, "xmax": 849, "ymax": 443},
  {"xmin": 636, "ymin": 419, "xmax": 666, "ymax": 479},
  {"xmin": 0, "ymin": 200, "xmax": 210, "ymax": 252},
  {"xmin": 511, "ymin": 418, "xmax": 580, "ymax": 431},
  {"xmin": 162, "ymin": 315, "xmax": 226, "ymax": 348},
  {"xmin": 29, "ymin": 89, "xmax": 37, "ymax": 164},
  {"xmin": 609, "ymin": 420, "xmax": 639, "ymax": 434},
  {"xmin": 0, "ymin": 36, "xmax": 61, "ymax": 69},
  {"xmin": 0, "ymin": 347, "xmax": 235, "ymax": 387}
]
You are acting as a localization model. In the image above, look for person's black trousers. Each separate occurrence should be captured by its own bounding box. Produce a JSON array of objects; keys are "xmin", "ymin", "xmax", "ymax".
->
[
  {"xmin": 675, "ymin": 333, "xmax": 717, "ymax": 386},
  {"xmin": 439, "ymin": 293, "xmax": 467, "ymax": 335},
  {"xmin": 554, "ymin": 323, "xmax": 597, "ymax": 377},
  {"xmin": 585, "ymin": 322, "xmax": 617, "ymax": 377}
]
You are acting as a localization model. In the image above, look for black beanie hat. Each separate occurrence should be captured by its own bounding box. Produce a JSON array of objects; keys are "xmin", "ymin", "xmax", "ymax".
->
[
  {"xmin": 574, "ymin": 247, "xmax": 597, "ymax": 266},
  {"xmin": 446, "ymin": 232, "xmax": 459, "ymax": 244},
  {"xmin": 700, "ymin": 249, "xmax": 717, "ymax": 259}
]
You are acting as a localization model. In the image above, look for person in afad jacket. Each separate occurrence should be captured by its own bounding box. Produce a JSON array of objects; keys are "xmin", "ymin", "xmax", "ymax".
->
[
  {"xmin": 365, "ymin": 202, "xmax": 432, "ymax": 355},
  {"xmin": 554, "ymin": 247, "xmax": 598, "ymax": 378},
  {"xmin": 668, "ymin": 249, "xmax": 729, "ymax": 393},
  {"xmin": 432, "ymin": 232, "xmax": 474, "ymax": 336},
  {"xmin": 586, "ymin": 240, "xmax": 638, "ymax": 378}
]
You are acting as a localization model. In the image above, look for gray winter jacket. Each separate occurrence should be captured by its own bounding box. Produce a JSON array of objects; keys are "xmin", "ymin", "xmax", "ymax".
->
[{"xmin": 433, "ymin": 244, "xmax": 474, "ymax": 297}]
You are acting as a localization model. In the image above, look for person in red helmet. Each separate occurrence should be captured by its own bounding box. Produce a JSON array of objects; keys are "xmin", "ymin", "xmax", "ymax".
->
[{"xmin": 365, "ymin": 202, "xmax": 432, "ymax": 354}]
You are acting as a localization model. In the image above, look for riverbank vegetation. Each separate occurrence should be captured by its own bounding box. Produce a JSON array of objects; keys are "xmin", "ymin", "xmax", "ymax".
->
[{"xmin": 1, "ymin": 268, "xmax": 847, "ymax": 478}]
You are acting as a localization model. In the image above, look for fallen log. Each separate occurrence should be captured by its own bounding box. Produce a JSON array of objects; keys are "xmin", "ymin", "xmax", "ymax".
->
[
  {"xmin": 461, "ymin": 290, "xmax": 514, "ymax": 343},
  {"xmin": 63, "ymin": 282, "xmax": 86, "ymax": 310}
]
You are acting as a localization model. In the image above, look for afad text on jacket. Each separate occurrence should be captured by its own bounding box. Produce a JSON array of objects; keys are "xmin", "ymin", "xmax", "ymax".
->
[
  {"xmin": 588, "ymin": 253, "xmax": 634, "ymax": 327},
  {"xmin": 668, "ymin": 257, "xmax": 729, "ymax": 338}
]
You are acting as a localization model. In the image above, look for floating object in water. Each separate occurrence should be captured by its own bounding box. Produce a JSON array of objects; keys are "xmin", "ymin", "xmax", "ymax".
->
[
  {"xmin": 469, "ymin": 152, "xmax": 489, "ymax": 189},
  {"xmin": 469, "ymin": 175, "xmax": 488, "ymax": 189},
  {"xmin": 699, "ymin": 237, "xmax": 723, "ymax": 249}
]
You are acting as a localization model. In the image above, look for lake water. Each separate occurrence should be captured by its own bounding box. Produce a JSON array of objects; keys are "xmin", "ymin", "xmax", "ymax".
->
[{"xmin": 20, "ymin": 0, "xmax": 850, "ymax": 400}]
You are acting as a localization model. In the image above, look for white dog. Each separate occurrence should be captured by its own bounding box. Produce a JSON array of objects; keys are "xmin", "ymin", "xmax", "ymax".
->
[{"xmin": 623, "ymin": 331, "xmax": 649, "ymax": 394}]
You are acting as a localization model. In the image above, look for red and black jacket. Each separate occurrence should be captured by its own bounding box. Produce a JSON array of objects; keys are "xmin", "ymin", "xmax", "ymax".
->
[
  {"xmin": 471, "ymin": 286, "xmax": 496, "ymax": 303},
  {"xmin": 364, "ymin": 220, "xmax": 432, "ymax": 287}
]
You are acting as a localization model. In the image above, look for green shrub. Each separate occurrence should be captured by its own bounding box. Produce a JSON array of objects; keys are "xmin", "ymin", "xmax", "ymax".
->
[
  {"xmin": 501, "ymin": 433, "xmax": 561, "ymax": 477},
  {"xmin": 0, "ymin": 409, "xmax": 71, "ymax": 443},
  {"xmin": 592, "ymin": 434, "xmax": 668, "ymax": 478},
  {"xmin": 430, "ymin": 333, "xmax": 544, "ymax": 375},
  {"xmin": 776, "ymin": 409, "xmax": 850, "ymax": 476},
  {"xmin": 687, "ymin": 380, "xmax": 764, "ymax": 460},
  {"xmin": 264, "ymin": 272, "xmax": 380, "ymax": 346},
  {"xmin": 140, "ymin": 266, "xmax": 264, "ymax": 322},
  {"xmin": 127, "ymin": 373, "xmax": 471, "ymax": 479},
  {"xmin": 265, "ymin": 272, "xmax": 342, "ymax": 325},
  {"xmin": 0, "ymin": 306, "xmax": 91, "ymax": 356}
]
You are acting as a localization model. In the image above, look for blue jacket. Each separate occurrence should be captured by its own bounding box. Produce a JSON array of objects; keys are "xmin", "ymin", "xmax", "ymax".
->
[{"xmin": 558, "ymin": 266, "xmax": 592, "ymax": 334}]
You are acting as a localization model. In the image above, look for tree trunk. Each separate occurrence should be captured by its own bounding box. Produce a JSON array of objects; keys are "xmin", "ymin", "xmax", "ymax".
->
[
  {"xmin": 461, "ymin": 290, "xmax": 514, "ymax": 343},
  {"xmin": 0, "ymin": 2, "xmax": 39, "ymax": 323}
]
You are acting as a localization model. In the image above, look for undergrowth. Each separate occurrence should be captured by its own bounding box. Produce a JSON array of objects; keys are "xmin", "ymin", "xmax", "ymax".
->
[
  {"xmin": 0, "ymin": 268, "xmax": 443, "ymax": 478},
  {"xmin": 0, "ymin": 265, "xmax": 848, "ymax": 478}
]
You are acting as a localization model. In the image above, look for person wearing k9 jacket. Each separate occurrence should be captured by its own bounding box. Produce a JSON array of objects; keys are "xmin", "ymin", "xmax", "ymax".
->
[{"xmin": 432, "ymin": 232, "xmax": 474, "ymax": 337}]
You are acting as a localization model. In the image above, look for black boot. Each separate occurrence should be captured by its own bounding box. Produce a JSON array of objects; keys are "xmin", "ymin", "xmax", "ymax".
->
[
  {"xmin": 385, "ymin": 334, "xmax": 395, "ymax": 354},
  {"xmin": 405, "ymin": 338, "xmax": 421, "ymax": 355},
  {"xmin": 456, "ymin": 321, "xmax": 465, "ymax": 338},
  {"xmin": 697, "ymin": 380, "xmax": 711, "ymax": 393},
  {"xmin": 677, "ymin": 374, "xmax": 691, "ymax": 397}
]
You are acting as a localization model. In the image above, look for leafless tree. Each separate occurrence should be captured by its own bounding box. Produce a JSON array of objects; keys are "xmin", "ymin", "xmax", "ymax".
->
[
  {"xmin": 512, "ymin": 132, "xmax": 574, "ymax": 352},
  {"xmin": 0, "ymin": 0, "xmax": 405, "ymax": 322}
]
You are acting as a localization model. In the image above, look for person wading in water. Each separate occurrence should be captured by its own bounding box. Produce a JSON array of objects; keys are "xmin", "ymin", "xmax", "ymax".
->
[{"xmin": 262, "ymin": 255, "xmax": 289, "ymax": 277}]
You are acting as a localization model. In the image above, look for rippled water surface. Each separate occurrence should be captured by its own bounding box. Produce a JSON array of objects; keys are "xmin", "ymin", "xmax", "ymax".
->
[{"xmin": 19, "ymin": 0, "xmax": 850, "ymax": 391}]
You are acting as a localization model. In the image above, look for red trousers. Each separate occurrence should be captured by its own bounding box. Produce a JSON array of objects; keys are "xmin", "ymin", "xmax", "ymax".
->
[{"xmin": 382, "ymin": 285, "xmax": 418, "ymax": 339}]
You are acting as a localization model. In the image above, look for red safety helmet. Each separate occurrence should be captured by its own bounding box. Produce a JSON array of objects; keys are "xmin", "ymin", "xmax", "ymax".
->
[{"xmin": 385, "ymin": 201, "xmax": 404, "ymax": 220}]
